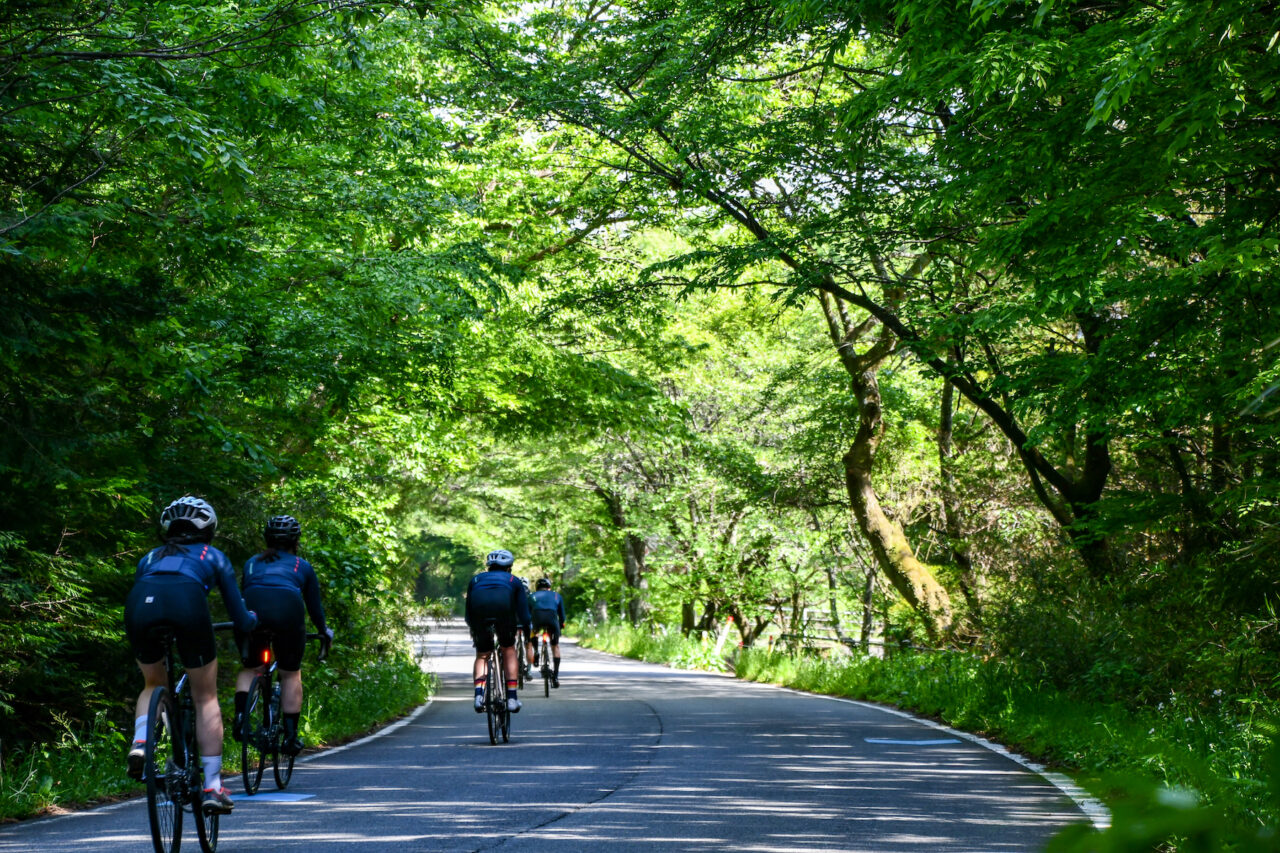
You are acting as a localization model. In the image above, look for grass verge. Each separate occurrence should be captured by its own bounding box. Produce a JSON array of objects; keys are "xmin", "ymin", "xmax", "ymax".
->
[{"xmin": 0, "ymin": 648, "xmax": 433, "ymax": 822}]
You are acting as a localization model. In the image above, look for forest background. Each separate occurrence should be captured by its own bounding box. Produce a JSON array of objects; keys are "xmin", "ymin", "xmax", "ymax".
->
[{"xmin": 2, "ymin": 0, "xmax": 1278, "ymax": 847}]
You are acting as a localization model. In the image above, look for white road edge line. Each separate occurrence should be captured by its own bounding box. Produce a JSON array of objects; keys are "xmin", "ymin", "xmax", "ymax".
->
[
  {"xmin": 297, "ymin": 698, "xmax": 433, "ymax": 763},
  {"xmin": 816, "ymin": 690, "xmax": 1111, "ymax": 830},
  {"xmin": 584, "ymin": 644, "xmax": 1113, "ymax": 831}
]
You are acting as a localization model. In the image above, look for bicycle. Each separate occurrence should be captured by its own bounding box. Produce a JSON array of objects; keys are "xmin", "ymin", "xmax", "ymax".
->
[
  {"xmin": 513, "ymin": 628, "xmax": 528, "ymax": 690},
  {"xmin": 142, "ymin": 621, "xmax": 234, "ymax": 853},
  {"xmin": 536, "ymin": 630, "xmax": 553, "ymax": 698},
  {"xmin": 240, "ymin": 631, "xmax": 329, "ymax": 795},
  {"xmin": 481, "ymin": 620, "xmax": 510, "ymax": 745}
]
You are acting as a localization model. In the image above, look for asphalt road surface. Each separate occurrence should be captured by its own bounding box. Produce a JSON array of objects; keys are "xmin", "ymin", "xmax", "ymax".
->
[{"xmin": 0, "ymin": 622, "xmax": 1092, "ymax": 852}]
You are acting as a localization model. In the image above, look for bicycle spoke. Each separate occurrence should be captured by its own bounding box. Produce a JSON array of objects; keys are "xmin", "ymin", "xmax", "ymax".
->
[
  {"xmin": 241, "ymin": 676, "xmax": 267, "ymax": 795},
  {"xmin": 146, "ymin": 686, "xmax": 183, "ymax": 853}
]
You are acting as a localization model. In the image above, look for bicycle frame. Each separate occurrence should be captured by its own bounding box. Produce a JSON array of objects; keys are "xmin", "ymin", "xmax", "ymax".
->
[{"xmin": 483, "ymin": 622, "xmax": 510, "ymax": 744}]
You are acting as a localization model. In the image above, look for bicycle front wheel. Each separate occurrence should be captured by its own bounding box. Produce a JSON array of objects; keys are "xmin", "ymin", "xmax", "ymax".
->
[
  {"xmin": 241, "ymin": 676, "xmax": 268, "ymax": 795},
  {"xmin": 272, "ymin": 686, "xmax": 294, "ymax": 789},
  {"xmin": 145, "ymin": 686, "xmax": 183, "ymax": 853}
]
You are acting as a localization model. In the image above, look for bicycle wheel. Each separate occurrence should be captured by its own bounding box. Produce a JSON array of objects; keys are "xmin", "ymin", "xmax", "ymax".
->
[
  {"xmin": 485, "ymin": 653, "xmax": 500, "ymax": 745},
  {"xmin": 499, "ymin": 653, "xmax": 511, "ymax": 743},
  {"xmin": 272, "ymin": 686, "xmax": 294, "ymax": 789},
  {"xmin": 542, "ymin": 640, "xmax": 551, "ymax": 698},
  {"xmin": 145, "ymin": 686, "xmax": 183, "ymax": 853},
  {"xmin": 240, "ymin": 676, "xmax": 268, "ymax": 795},
  {"xmin": 185, "ymin": 692, "xmax": 219, "ymax": 853}
]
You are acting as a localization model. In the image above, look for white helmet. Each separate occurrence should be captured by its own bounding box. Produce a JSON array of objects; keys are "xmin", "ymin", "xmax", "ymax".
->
[
  {"xmin": 486, "ymin": 549, "xmax": 514, "ymax": 569},
  {"xmin": 160, "ymin": 496, "xmax": 218, "ymax": 538}
]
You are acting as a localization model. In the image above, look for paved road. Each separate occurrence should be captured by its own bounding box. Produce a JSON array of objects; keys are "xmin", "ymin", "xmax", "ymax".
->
[{"xmin": 0, "ymin": 623, "xmax": 1089, "ymax": 851}]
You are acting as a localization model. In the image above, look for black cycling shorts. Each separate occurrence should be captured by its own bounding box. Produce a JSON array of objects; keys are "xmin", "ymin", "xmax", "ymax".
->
[
  {"xmin": 125, "ymin": 578, "xmax": 217, "ymax": 669},
  {"xmin": 240, "ymin": 587, "xmax": 306, "ymax": 671},
  {"xmin": 469, "ymin": 587, "xmax": 519, "ymax": 652},
  {"xmin": 531, "ymin": 616, "xmax": 561, "ymax": 646}
]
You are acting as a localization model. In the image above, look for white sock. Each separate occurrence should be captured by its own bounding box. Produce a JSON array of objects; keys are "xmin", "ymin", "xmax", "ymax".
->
[
  {"xmin": 202, "ymin": 755, "xmax": 222, "ymax": 791},
  {"xmin": 133, "ymin": 716, "xmax": 148, "ymax": 744}
]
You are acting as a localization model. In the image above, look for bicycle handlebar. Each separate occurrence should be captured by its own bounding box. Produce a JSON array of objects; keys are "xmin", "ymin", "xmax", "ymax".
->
[{"xmin": 306, "ymin": 632, "xmax": 331, "ymax": 662}]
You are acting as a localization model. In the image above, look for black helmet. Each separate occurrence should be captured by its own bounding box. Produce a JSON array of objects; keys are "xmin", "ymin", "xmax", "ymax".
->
[
  {"xmin": 160, "ymin": 496, "xmax": 218, "ymax": 540},
  {"xmin": 486, "ymin": 549, "xmax": 514, "ymax": 569},
  {"xmin": 536, "ymin": 578, "xmax": 551, "ymax": 590},
  {"xmin": 265, "ymin": 515, "xmax": 301, "ymax": 545}
]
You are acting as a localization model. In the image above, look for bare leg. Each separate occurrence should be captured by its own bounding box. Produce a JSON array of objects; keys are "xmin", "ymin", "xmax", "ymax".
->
[
  {"xmin": 135, "ymin": 659, "xmax": 167, "ymax": 719},
  {"xmin": 236, "ymin": 666, "xmax": 264, "ymax": 694},
  {"xmin": 186, "ymin": 660, "xmax": 223, "ymax": 757},
  {"xmin": 501, "ymin": 645, "xmax": 518, "ymax": 683},
  {"xmin": 279, "ymin": 669, "xmax": 303, "ymax": 714}
]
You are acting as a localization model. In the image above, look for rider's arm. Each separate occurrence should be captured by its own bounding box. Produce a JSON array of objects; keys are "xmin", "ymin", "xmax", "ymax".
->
[
  {"xmin": 214, "ymin": 554, "xmax": 258, "ymax": 632},
  {"xmin": 463, "ymin": 576, "xmax": 476, "ymax": 629},
  {"xmin": 515, "ymin": 583, "xmax": 532, "ymax": 635},
  {"xmin": 556, "ymin": 593, "xmax": 566, "ymax": 628},
  {"xmin": 300, "ymin": 562, "xmax": 329, "ymax": 634}
]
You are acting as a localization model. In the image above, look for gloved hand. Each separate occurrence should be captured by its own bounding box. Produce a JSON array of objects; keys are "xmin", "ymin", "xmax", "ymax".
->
[{"xmin": 319, "ymin": 627, "xmax": 334, "ymax": 661}]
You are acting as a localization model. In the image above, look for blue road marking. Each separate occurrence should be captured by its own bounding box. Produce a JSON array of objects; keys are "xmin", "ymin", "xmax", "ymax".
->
[
  {"xmin": 865, "ymin": 737, "xmax": 961, "ymax": 745},
  {"xmin": 231, "ymin": 792, "xmax": 315, "ymax": 803}
]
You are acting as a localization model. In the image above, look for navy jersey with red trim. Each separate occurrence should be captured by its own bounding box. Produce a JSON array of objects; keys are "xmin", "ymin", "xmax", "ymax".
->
[
  {"xmin": 464, "ymin": 569, "xmax": 532, "ymax": 633},
  {"xmin": 134, "ymin": 543, "xmax": 257, "ymax": 631},
  {"xmin": 530, "ymin": 589, "xmax": 566, "ymax": 627},
  {"xmin": 242, "ymin": 551, "xmax": 328, "ymax": 633}
]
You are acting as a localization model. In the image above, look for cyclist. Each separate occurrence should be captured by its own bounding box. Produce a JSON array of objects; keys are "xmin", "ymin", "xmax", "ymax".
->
[
  {"xmin": 527, "ymin": 578, "xmax": 566, "ymax": 688},
  {"xmin": 123, "ymin": 496, "xmax": 257, "ymax": 816},
  {"xmin": 233, "ymin": 515, "xmax": 334, "ymax": 757},
  {"xmin": 464, "ymin": 548, "xmax": 531, "ymax": 713}
]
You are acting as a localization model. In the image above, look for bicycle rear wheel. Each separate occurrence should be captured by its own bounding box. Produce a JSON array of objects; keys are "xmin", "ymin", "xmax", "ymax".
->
[
  {"xmin": 185, "ymin": 689, "xmax": 219, "ymax": 853},
  {"xmin": 272, "ymin": 686, "xmax": 294, "ymax": 789},
  {"xmin": 498, "ymin": 654, "xmax": 511, "ymax": 743},
  {"xmin": 485, "ymin": 652, "xmax": 500, "ymax": 745},
  {"xmin": 542, "ymin": 640, "xmax": 551, "ymax": 697},
  {"xmin": 241, "ymin": 676, "xmax": 268, "ymax": 795},
  {"xmin": 195, "ymin": 807, "xmax": 219, "ymax": 853},
  {"xmin": 145, "ymin": 686, "xmax": 183, "ymax": 853}
]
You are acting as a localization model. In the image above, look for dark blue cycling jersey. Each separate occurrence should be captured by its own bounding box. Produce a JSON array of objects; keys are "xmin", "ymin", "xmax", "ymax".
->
[
  {"xmin": 134, "ymin": 543, "xmax": 257, "ymax": 632},
  {"xmin": 530, "ymin": 589, "xmax": 565, "ymax": 627},
  {"xmin": 242, "ymin": 550, "xmax": 328, "ymax": 633},
  {"xmin": 464, "ymin": 569, "xmax": 532, "ymax": 634}
]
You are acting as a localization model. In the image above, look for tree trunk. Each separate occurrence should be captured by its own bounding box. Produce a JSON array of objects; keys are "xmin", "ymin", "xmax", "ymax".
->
[
  {"xmin": 818, "ymin": 290, "xmax": 954, "ymax": 641},
  {"xmin": 595, "ymin": 485, "xmax": 649, "ymax": 625},
  {"xmin": 681, "ymin": 600, "xmax": 696, "ymax": 635},
  {"xmin": 844, "ymin": 440, "xmax": 953, "ymax": 642},
  {"xmin": 860, "ymin": 564, "xmax": 875, "ymax": 654},
  {"xmin": 938, "ymin": 379, "xmax": 982, "ymax": 628}
]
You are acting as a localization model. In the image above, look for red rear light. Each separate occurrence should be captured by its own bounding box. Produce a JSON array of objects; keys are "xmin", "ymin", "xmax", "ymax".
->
[{"xmin": 262, "ymin": 649, "xmax": 272, "ymax": 665}]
